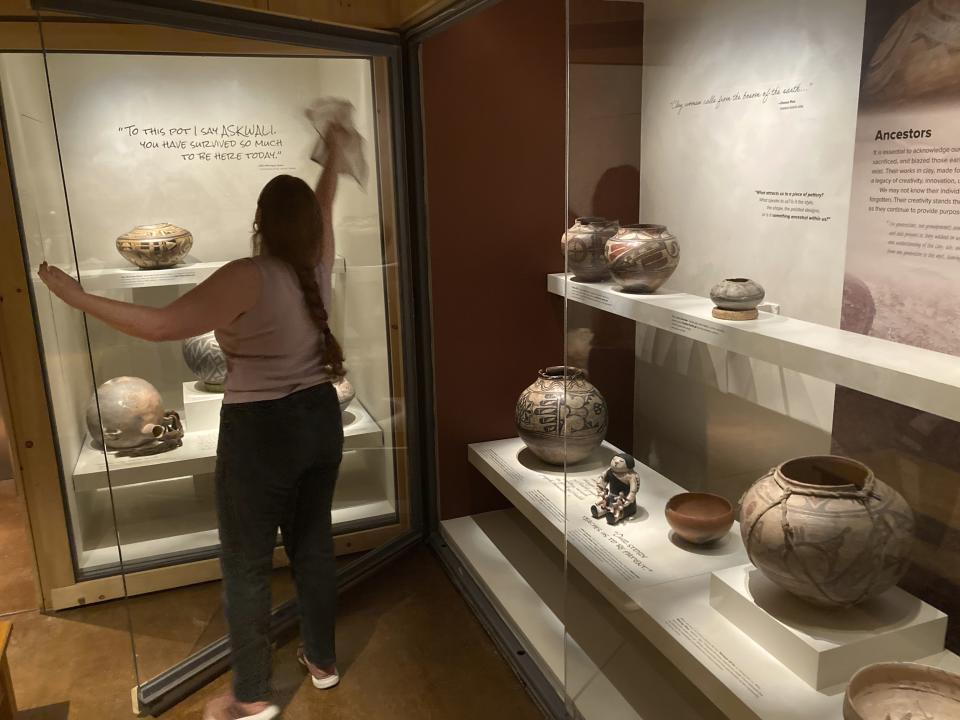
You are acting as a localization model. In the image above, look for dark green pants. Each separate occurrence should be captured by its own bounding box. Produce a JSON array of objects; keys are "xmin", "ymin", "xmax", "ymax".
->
[{"xmin": 215, "ymin": 381, "xmax": 343, "ymax": 702}]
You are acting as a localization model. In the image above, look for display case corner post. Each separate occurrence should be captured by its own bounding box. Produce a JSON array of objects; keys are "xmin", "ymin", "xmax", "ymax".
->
[{"xmin": 0, "ymin": 107, "xmax": 78, "ymax": 612}]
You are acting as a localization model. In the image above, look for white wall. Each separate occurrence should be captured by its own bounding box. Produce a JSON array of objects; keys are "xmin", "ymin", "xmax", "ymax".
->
[
  {"xmin": 628, "ymin": 0, "xmax": 868, "ymax": 488},
  {"xmin": 640, "ymin": 0, "xmax": 864, "ymax": 433}
]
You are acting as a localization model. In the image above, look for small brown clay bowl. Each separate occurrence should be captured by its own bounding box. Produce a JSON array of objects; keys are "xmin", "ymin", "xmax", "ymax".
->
[
  {"xmin": 665, "ymin": 492, "xmax": 734, "ymax": 545},
  {"xmin": 843, "ymin": 662, "xmax": 960, "ymax": 720}
]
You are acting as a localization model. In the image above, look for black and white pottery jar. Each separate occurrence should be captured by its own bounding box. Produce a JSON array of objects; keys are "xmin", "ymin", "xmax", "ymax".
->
[
  {"xmin": 182, "ymin": 331, "xmax": 227, "ymax": 392},
  {"xmin": 515, "ymin": 366, "xmax": 608, "ymax": 466},
  {"xmin": 561, "ymin": 217, "xmax": 619, "ymax": 282},
  {"xmin": 710, "ymin": 278, "xmax": 765, "ymax": 320}
]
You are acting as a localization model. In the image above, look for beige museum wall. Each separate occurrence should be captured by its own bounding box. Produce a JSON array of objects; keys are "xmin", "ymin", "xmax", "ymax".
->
[{"xmin": 633, "ymin": 0, "xmax": 867, "ymax": 494}]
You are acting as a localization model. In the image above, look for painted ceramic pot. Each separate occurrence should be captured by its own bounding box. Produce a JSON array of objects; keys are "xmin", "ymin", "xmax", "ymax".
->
[
  {"xmin": 85, "ymin": 376, "xmax": 168, "ymax": 450},
  {"xmin": 843, "ymin": 662, "xmax": 960, "ymax": 720},
  {"xmin": 515, "ymin": 366, "xmax": 607, "ymax": 466},
  {"xmin": 710, "ymin": 278, "xmax": 765, "ymax": 311},
  {"xmin": 739, "ymin": 456, "xmax": 914, "ymax": 607},
  {"xmin": 182, "ymin": 331, "xmax": 227, "ymax": 392},
  {"xmin": 561, "ymin": 217, "xmax": 619, "ymax": 282},
  {"xmin": 665, "ymin": 492, "xmax": 734, "ymax": 545},
  {"xmin": 334, "ymin": 376, "xmax": 355, "ymax": 412},
  {"xmin": 116, "ymin": 223, "xmax": 193, "ymax": 269},
  {"xmin": 605, "ymin": 224, "xmax": 680, "ymax": 293}
]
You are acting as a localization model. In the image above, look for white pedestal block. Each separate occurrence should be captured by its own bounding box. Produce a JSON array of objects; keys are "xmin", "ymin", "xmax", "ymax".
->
[
  {"xmin": 709, "ymin": 564, "xmax": 947, "ymax": 690},
  {"xmin": 182, "ymin": 381, "xmax": 223, "ymax": 433}
]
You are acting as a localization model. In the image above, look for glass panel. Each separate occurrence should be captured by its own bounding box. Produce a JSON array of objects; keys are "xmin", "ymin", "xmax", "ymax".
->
[
  {"xmin": 4, "ymin": 10, "xmax": 412, "ymax": 705},
  {"xmin": 564, "ymin": 1, "xmax": 960, "ymax": 718}
]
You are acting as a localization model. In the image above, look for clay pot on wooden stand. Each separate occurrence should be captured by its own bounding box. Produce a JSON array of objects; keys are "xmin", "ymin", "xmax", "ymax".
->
[
  {"xmin": 515, "ymin": 366, "xmax": 607, "ymax": 466},
  {"xmin": 710, "ymin": 278, "xmax": 765, "ymax": 320},
  {"xmin": 739, "ymin": 455, "xmax": 915, "ymax": 607}
]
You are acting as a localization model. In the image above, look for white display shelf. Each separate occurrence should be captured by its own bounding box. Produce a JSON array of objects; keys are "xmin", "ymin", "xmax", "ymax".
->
[
  {"xmin": 548, "ymin": 273, "xmax": 960, "ymax": 423},
  {"xmin": 468, "ymin": 437, "xmax": 960, "ymax": 720},
  {"xmin": 72, "ymin": 396, "xmax": 383, "ymax": 491},
  {"xmin": 75, "ymin": 255, "xmax": 346, "ymax": 292},
  {"xmin": 710, "ymin": 564, "xmax": 947, "ymax": 691},
  {"xmin": 443, "ymin": 509, "xmax": 726, "ymax": 719},
  {"xmin": 79, "ymin": 498, "xmax": 396, "ymax": 571}
]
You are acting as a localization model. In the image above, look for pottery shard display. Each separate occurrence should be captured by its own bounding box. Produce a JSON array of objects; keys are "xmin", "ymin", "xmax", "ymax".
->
[
  {"xmin": 843, "ymin": 662, "xmax": 960, "ymax": 720},
  {"xmin": 709, "ymin": 278, "xmax": 765, "ymax": 320},
  {"xmin": 182, "ymin": 331, "xmax": 227, "ymax": 392},
  {"xmin": 334, "ymin": 376, "xmax": 355, "ymax": 412},
  {"xmin": 604, "ymin": 224, "xmax": 679, "ymax": 293},
  {"xmin": 561, "ymin": 217, "xmax": 619, "ymax": 282},
  {"xmin": 515, "ymin": 366, "xmax": 607, "ymax": 466},
  {"xmin": 85, "ymin": 376, "xmax": 183, "ymax": 453},
  {"xmin": 739, "ymin": 455, "xmax": 914, "ymax": 607},
  {"xmin": 665, "ymin": 492, "xmax": 735, "ymax": 545},
  {"xmin": 116, "ymin": 223, "xmax": 193, "ymax": 269}
]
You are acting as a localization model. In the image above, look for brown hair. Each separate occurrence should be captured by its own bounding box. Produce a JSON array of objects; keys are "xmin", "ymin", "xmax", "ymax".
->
[{"xmin": 253, "ymin": 174, "xmax": 345, "ymax": 376}]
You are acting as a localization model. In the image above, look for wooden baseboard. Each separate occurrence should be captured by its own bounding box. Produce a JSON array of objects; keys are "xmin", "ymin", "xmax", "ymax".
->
[{"xmin": 0, "ymin": 621, "xmax": 15, "ymax": 720}]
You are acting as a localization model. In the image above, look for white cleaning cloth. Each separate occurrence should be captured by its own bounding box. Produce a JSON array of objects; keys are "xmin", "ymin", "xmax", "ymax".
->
[{"xmin": 306, "ymin": 97, "xmax": 369, "ymax": 188}]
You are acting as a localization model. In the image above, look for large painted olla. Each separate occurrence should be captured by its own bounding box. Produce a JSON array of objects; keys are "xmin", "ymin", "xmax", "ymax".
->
[
  {"xmin": 739, "ymin": 455, "xmax": 915, "ymax": 607},
  {"xmin": 515, "ymin": 366, "xmax": 607, "ymax": 466}
]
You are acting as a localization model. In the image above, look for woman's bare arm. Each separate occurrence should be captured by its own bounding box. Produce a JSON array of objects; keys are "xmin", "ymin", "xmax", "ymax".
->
[
  {"xmin": 315, "ymin": 125, "xmax": 348, "ymax": 272},
  {"xmin": 38, "ymin": 259, "xmax": 260, "ymax": 342}
]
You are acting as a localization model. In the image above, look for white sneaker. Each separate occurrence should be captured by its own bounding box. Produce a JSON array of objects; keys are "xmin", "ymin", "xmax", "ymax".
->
[
  {"xmin": 297, "ymin": 646, "xmax": 340, "ymax": 689},
  {"xmin": 202, "ymin": 694, "xmax": 280, "ymax": 720}
]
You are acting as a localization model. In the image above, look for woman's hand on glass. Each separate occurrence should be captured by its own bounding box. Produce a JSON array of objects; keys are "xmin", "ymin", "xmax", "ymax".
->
[{"xmin": 38, "ymin": 261, "xmax": 84, "ymax": 306}]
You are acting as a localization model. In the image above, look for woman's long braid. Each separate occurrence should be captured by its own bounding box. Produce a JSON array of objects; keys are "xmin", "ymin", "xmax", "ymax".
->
[
  {"xmin": 293, "ymin": 264, "xmax": 345, "ymax": 377},
  {"xmin": 254, "ymin": 173, "xmax": 346, "ymax": 377}
]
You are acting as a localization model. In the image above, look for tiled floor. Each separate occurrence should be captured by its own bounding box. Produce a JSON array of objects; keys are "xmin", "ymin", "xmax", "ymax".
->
[{"xmin": 7, "ymin": 545, "xmax": 543, "ymax": 720}]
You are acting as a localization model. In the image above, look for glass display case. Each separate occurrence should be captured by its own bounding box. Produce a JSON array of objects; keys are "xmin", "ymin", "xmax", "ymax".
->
[
  {"xmin": 428, "ymin": 1, "xmax": 960, "ymax": 719},
  {"xmin": 0, "ymin": 3, "xmax": 420, "ymax": 712}
]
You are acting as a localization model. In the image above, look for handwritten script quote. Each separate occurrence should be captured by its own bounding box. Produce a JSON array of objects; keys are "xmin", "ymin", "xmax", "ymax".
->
[{"xmin": 670, "ymin": 82, "xmax": 812, "ymax": 115}]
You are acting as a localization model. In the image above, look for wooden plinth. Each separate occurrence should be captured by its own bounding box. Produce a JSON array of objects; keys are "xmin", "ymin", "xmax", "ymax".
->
[{"xmin": 712, "ymin": 307, "xmax": 758, "ymax": 321}]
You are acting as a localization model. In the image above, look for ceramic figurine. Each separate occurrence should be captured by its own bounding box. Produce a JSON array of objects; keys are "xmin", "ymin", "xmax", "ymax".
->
[
  {"xmin": 515, "ymin": 366, "xmax": 608, "ymax": 465},
  {"xmin": 116, "ymin": 223, "xmax": 193, "ymax": 269},
  {"xmin": 604, "ymin": 223, "xmax": 679, "ymax": 293},
  {"xmin": 591, "ymin": 453, "xmax": 640, "ymax": 525},
  {"xmin": 709, "ymin": 278, "xmax": 765, "ymax": 320},
  {"xmin": 182, "ymin": 331, "xmax": 227, "ymax": 392},
  {"xmin": 740, "ymin": 455, "xmax": 914, "ymax": 607},
  {"xmin": 85, "ymin": 376, "xmax": 184, "ymax": 455},
  {"xmin": 561, "ymin": 217, "xmax": 619, "ymax": 282}
]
